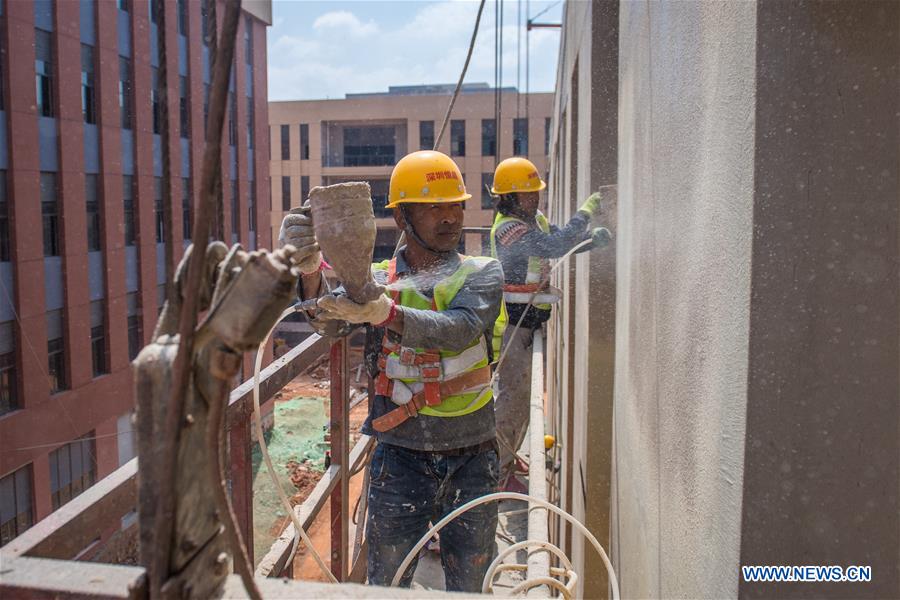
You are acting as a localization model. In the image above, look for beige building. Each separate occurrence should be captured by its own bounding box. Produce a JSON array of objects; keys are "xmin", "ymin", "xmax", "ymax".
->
[{"xmin": 269, "ymin": 84, "xmax": 552, "ymax": 259}]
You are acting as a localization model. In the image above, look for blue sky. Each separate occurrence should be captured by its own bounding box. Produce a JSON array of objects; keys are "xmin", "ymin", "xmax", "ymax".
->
[{"xmin": 266, "ymin": 0, "xmax": 564, "ymax": 101}]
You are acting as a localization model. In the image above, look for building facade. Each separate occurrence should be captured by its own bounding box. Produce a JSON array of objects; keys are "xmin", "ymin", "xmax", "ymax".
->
[
  {"xmin": 546, "ymin": 1, "xmax": 898, "ymax": 598},
  {"xmin": 269, "ymin": 84, "xmax": 553, "ymax": 259},
  {"xmin": 0, "ymin": 0, "xmax": 272, "ymax": 547}
]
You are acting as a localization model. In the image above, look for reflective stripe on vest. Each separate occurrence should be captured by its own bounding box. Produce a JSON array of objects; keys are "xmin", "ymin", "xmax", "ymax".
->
[
  {"xmin": 490, "ymin": 211, "xmax": 553, "ymax": 310},
  {"xmin": 371, "ymin": 255, "xmax": 503, "ymax": 417}
]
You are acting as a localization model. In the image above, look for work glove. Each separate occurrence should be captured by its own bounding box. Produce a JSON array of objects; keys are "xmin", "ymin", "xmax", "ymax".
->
[
  {"xmin": 590, "ymin": 227, "xmax": 612, "ymax": 249},
  {"xmin": 577, "ymin": 191, "xmax": 603, "ymax": 216},
  {"xmin": 316, "ymin": 294, "xmax": 394, "ymax": 325},
  {"xmin": 278, "ymin": 204, "xmax": 322, "ymax": 274}
]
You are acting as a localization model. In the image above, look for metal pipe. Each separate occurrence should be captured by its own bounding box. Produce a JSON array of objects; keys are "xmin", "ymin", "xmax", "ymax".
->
[{"xmin": 526, "ymin": 333, "xmax": 551, "ymax": 596}]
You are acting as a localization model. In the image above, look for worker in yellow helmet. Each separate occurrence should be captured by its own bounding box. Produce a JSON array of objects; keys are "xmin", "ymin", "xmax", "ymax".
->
[
  {"xmin": 488, "ymin": 156, "xmax": 611, "ymax": 489},
  {"xmin": 279, "ymin": 150, "xmax": 505, "ymax": 592}
]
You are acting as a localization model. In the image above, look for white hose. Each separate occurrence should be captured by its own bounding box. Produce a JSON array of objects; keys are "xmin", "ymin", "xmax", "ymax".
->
[
  {"xmin": 482, "ymin": 539, "xmax": 573, "ymax": 594},
  {"xmin": 389, "ymin": 491, "xmax": 619, "ymax": 600},
  {"xmin": 253, "ymin": 307, "xmax": 337, "ymax": 583}
]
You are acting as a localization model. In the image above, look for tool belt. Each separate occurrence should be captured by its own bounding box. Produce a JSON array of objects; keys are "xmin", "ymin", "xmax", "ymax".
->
[{"xmin": 372, "ymin": 365, "xmax": 492, "ymax": 432}]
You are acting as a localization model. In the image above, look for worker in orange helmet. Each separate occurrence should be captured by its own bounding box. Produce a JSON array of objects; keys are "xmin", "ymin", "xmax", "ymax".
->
[
  {"xmin": 280, "ymin": 150, "xmax": 506, "ymax": 592},
  {"xmin": 488, "ymin": 156, "xmax": 611, "ymax": 490}
]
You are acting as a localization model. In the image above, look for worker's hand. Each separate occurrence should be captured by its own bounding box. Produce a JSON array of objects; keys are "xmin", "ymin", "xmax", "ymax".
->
[
  {"xmin": 278, "ymin": 204, "xmax": 322, "ymax": 274},
  {"xmin": 590, "ymin": 227, "xmax": 612, "ymax": 249},
  {"xmin": 316, "ymin": 294, "xmax": 394, "ymax": 325},
  {"xmin": 577, "ymin": 191, "xmax": 603, "ymax": 216}
]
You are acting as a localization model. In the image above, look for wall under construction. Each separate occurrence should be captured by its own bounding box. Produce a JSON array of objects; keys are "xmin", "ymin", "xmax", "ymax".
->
[{"xmin": 547, "ymin": 1, "xmax": 898, "ymax": 598}]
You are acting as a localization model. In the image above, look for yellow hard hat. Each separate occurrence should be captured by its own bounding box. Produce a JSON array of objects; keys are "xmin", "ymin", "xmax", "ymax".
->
[
  {"xmin": 386, "ymin": 150, "xmax": 471, "ymax": 208},
  {"xmin": 544, "ymin": 434, "xmax": 556, "ymax": 450},
  {"xmin": 491, "ymin": 157, "xmax": 546, "ymax": 195}
]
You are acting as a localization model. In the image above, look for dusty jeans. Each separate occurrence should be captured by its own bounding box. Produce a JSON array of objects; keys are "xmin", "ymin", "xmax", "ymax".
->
[
  {"xmin": 494, "ymin": 326, "xmax": 536, "ymax": 473},
  {"xmin": 365, "ymin": 442, "xmax": 499, "ymax": 592}
]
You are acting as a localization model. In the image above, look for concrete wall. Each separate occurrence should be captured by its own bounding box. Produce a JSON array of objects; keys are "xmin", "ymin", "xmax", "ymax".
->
[
  {"xmin": 614, "ymin": 1, "xmax": 757, "ymax": 596},
  {"xmin": 739, "ymin": 2, "xmax": 899, "ymax": 597},
  {"xmin": 544, "ymin": 1, "xmax": 619, "ymax": 597},
  {"xmin": 548, "ymin": 1, "xmax": 898, "ymax": 598}
]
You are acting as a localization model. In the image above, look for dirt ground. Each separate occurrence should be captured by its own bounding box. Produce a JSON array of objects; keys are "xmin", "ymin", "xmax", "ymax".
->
[{"xmin": 255, "ymin": 344, "xmax": 371, "ymax": 578}]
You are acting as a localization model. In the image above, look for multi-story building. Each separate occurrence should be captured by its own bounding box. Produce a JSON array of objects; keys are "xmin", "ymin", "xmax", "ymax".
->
[
  {"xmin": 0, "ymin": 0, "xmax": 272, "ymax": 547},
  {"xmin": 269, "ymin": 84, "xmax": 552, "ymax": 260}
]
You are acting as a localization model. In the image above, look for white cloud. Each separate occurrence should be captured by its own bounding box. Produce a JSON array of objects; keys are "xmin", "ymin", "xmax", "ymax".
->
[{"xmin": 312, "ymin": 10, "xmax": 379, "ymax": 37}]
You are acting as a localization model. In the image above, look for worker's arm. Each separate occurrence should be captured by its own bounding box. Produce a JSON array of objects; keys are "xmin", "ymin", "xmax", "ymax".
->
[
  {"xmin": 496, "ymin": 211, "xmax": 591, "ymax": 260},
  {"xmin": 395, "ymin": 259, "xmax": 503, "ymax": 353}
]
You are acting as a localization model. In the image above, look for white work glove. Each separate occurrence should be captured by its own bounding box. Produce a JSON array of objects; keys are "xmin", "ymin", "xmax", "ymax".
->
[
  {"xmin": 316, "ymin": 295, "xmax": 394, "ymax": 325},
  {"xmin": 278, "ymin": 204, "xmax": 322, "ymax": 274}
]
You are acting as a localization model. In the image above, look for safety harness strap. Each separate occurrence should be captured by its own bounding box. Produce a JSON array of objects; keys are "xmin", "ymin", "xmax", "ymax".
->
[{"xmin": 372, "ymin": 366, "xmax": 492, "ymax": 432}]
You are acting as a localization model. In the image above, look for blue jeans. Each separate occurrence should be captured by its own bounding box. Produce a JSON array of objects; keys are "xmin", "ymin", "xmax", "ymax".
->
[{"xmin": 365, "ymin": 442, "xmax": 500, "ymax": 592}]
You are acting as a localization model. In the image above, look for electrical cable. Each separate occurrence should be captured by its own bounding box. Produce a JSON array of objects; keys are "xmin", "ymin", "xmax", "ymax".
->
[
  {"xmin": 389, "ymin": 491, "xmax": 620, "ymax": 600},
  {"xmin": 252, "ymin": 307, "xmax": 337, "ymax": 583},
  {"xmin": 433, "ymin": 0, "xmax": 488, "ymax": 150}
]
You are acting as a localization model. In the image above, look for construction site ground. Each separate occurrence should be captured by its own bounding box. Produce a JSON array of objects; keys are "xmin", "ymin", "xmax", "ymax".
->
[{"xmin": 251, "ymin": 344, "xmax": 531, "ymax": 594}]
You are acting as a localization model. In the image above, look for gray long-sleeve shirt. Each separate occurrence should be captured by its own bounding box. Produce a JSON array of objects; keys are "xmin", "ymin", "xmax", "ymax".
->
[
  {"xmin": 493, "ymin": 210, "xmax": 592, "ymax": 286},
  {"xmin": 304, "ymin": 249, "xmax": 504, "ymax": 451}
]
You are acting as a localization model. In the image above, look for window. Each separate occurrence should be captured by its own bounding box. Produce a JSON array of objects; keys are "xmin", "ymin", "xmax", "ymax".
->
[
  {"xmin": 127, "ymin": 315, "xmax": 142, "ymax": 359},
  {"xmin": 81, "ymin": 45, "xmax": 96, "ymax": 124},
  {"xmin": 481, "ymin": 119, "xmax": 496, "ymax": 157},
  {"xmin": 41, "ymin": 173, "xmax": 60, "ymax": 257},
  {"xmin": 247, "ymin": 184, "xmax": 256, "ymax": 233},
  {"xmin": 280, "ymin": 124, "xmax": 290, "ymax": 160},
  {"xmin": 343, "ymin": 126, "xmax": 396, "ymax": 167},
  {"xmin": 0, "ymin": 172, "xmax": 9, "ymax": 262},
  {"xmin": 35, "ymin": 29, "xmax": 54, "ymax": 118},
  {"xmin": 450, "ymin": 120, "xmax": 465, "ymax": 156},
  {"xmin": 49, "ymin": 434, "xmax": 96, "ymax": 511},
  {"xmin": 281, "ymin": 176, "xmax": 291, "ymax": 211},
  {"xmin": 119, "ymin": 57, "xmax": 132, "ymax": 129},
  {"xmin": 300, "ymin": 176, "xmax": 310, "ymax": 204},
  {"xmin": 151, "ymin": 68, "xmax": 161, "ymax": 135},
  {"xmin": 86, "ymin": 175, "xmax": 101, "ymax": 252},
  {"xmin": 227, "ymin": 93, "xmax": 236, "ymax": 146},
  {"xmin": 247, "ymin": 102, "xmax": 254, "ymax": 149},
  {"xmin": 0, "ymin": 322, "xmax": 17, "ymax": 416},
  {"xmin": 419, "ymin": 120, "xmax": 434, "ymax": 151},
  {"xmin": 481, "ymin": 173, "xmax": 495, "ymax": 209},
  {"xmin": 479, "ymin": 231, "xmax": 491, "ymax": 256},
  {"xmin": 201, "ymin": 0, "xmax": 210, "ymax": 46},
  {"xmin": 179, "ymin": 76, "xmax": 189, "ymax": 139},
  {"xmin": 0, "ymin": 465, "xmax": 33, "ymax": 547},
  {"xmin": 244, "ymin": 16, "xmax": 253, "ymax": 64},
  {"xmin": 149, "ymin": 0, "xmax": 158, "ymax": 24},
  {"xmin": 154, "ymin": 178, "xmax": 164, "ymax": 243},
  {"xmin": 47, "ymin": 310, "xmax": 66, "ymax": 393},
  {"xmin": 230, "ymin": 180, "xmax": 239, "ymax": 238},
  {"xmin": 176, "ymin": 0, "xmax": 187, "ymax": 35},
  {"xmin": 182, "ymin": 178, "xmax": 192, "ymax": 240},
  {"xmin": 513, "ymin": 118, "xmax": 529, "ymax": 156},
  {"xmin": 300, "ymin": 124, "xmax": 309, "ymax": 160},
  {"xmin": 544, "ymin": 118, "xmax": 551, "ymax": 155},
  {"xmin": 90, "ymin": 301, "xmax": 107, "ymax": 377},
  {"xmin": 0, "ymin": 27, "xmax": 5, "ymax": 111},
  {"xmin": 123, "ymin": 176, "xmax": 135, "ymax": 246},
  {"xmin": 117, "ymin": 0, "xmax": 130, "ymax": 11}
]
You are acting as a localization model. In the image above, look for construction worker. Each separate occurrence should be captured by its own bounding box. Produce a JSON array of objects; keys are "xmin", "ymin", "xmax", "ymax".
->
[
  {"xmin": 279, "ymin": 150, "xmax": 505, "ymax": 592},
  {"xmin": 488, "ymin": 156, "xmax": 610, "ymax": 486}
]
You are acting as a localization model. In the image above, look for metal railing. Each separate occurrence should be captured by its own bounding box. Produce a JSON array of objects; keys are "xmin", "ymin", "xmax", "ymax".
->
[
  {"xmin": 0, "ymin": 333, "xmax": 372, "ymax": 593},
  {"xmin": 0, "ymin": 329, "xmax": 560, "ymax": 597}
]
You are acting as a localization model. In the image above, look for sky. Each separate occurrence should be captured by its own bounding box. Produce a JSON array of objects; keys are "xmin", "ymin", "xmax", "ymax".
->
[{"xmin": 266, "ymin": 0, "xmax": 565, "ymax": 101}]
